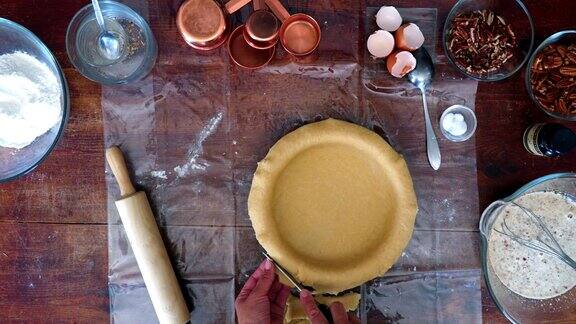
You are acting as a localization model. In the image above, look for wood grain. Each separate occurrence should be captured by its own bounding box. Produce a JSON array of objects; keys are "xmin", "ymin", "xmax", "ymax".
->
[
  {"xmin": 0, "ymin": 223, "xmax": 109, "ymax": 322},
  {"xmin": 0, "ymin": 0, "xmax": 575, "ymax": 322}
]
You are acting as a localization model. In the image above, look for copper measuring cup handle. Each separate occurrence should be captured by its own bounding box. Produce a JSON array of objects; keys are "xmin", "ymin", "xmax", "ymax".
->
[
  {"xmin": 253, "ymin": 0, "xmax": 267, "ymax": 10},
  {"xmin": 264, "ymin": 0, "xmax": 290, "ymax": 21},
  {"xmin": 225, "ymin": 0, "xmax": 252, "ymax": 14}
]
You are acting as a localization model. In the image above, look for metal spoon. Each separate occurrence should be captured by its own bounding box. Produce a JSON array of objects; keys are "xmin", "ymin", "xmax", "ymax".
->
[
  {"xmin": 92, "ymin": 0, "xmax": 122, "ymax": 61},
  {"xmin": 407, "ymin": 47, "xmax": 441, "ymax": 170}
]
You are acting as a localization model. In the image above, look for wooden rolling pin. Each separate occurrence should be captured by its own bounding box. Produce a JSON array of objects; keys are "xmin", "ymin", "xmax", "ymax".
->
[{"xmin": 106, "ymin": 146, "xmax": 189, "ymax": 324}]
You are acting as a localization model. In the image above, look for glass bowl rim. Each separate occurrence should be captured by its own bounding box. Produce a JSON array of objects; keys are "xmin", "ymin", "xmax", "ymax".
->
[
  {"xmin": 479, "ymin": 172, "xmax": 576, "ymax": 323},
  {"xmin": 0, "ymin": 17, "xmax": 70, "ymax": 183},
  {"xmin": 524, "ymin": 30, "xmax": 576, "ymax": 121},
  {"xmin": 442, "ymin": 0, "xmax": 535, "ymax": 82}
]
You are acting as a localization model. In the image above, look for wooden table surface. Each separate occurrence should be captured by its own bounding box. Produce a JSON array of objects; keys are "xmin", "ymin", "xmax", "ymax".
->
[{"xmin": 0, "ymin": 0, "xmax": 575, "ymax": 322}]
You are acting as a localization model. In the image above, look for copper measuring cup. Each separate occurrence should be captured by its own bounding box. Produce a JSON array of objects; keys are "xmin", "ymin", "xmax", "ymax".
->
[
  {"xmin": 235, "ymin": 0, "xmax": 279, "ymax": 50},
  {"xmin": 243, "ymin": 9, "xmax": 280, "ymax": 49},
  {"xmin": 264, "ymin": 0, "xmax": 321, "ymax": 56},
  {"xmin": 228, "ymin": 24, "xmax": 276, "ymax": 69},
  {"xmin": 227, "ymin": 0, "xmax": 277, "ymax": 69},
  {"xmin": 177, "ymin": 0, "xmax": 251, "ymax": 51}
]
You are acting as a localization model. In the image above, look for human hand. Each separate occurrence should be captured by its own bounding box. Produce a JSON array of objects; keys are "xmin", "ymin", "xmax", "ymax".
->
[
  {"xmin": 299, "ymin": 290, "xmax": 360, "ymax": 324},
  {"xmin": 235, "ymin": 259, "xmax": 291, "ymax": 324}
]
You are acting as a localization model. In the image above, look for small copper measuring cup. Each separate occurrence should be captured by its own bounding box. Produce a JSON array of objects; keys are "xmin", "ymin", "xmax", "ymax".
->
[
  {"xmin": 228, "ymin": 25, "xmax": 275, "ymax": 69},
  {"xmin": 177, "ymin": 0, "xmax": 251, "ymax": 51},
  {"xmin": 264, "ymin": 0, "xmax": 321, "ymax": 56},
  {"xmin": 243, "ymin": 10, "xmax": 280, "ymax": 49}
]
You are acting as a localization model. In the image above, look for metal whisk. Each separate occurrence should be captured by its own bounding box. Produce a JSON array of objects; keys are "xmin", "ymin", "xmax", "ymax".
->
[{"xmin": 494, "ymin": 201, "xmax": 576, "ymax": 271}]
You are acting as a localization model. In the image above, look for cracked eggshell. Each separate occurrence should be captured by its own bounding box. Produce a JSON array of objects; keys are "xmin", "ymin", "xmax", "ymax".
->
[
  {"xmin": 386, "ymin": 51, "xmax": 416, "ymax": 78},
  {"xmin": 376, "ymin": 6, "xmax": 402, "ymax": 31},
  {"xmin": 395, "ymin": 23, "xmax": 425, "ymax": 51},
  {"xmin": 367, "ymin": 30, "xmax": 395, "ymax": 58}
]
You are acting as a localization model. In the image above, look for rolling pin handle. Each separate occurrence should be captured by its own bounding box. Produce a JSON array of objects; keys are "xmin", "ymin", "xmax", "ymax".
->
[{"xmin": 106, "ymin": 146, "xmax": 137, "ymax": 197}]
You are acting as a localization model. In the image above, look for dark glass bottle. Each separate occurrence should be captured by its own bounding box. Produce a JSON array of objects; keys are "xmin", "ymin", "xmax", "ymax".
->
[{"xmin": 523, "ymin": 123, "xmax": 576, "ymax": 157}]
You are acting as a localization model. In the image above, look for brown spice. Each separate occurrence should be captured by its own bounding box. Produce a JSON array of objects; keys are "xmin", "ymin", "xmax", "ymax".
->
[
  {"xmin": 447, "ymin": 9, "xmax": 517, "ymax": 76},
  {"xmin": 530, "ymin": 43, "xmax": 576, "ymax": 116},
  {"xmin": 118, "ymin": 19, "xmax": 146, "ymax": 58}
]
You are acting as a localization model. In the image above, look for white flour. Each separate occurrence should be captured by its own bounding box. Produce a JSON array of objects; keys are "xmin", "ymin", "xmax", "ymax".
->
[
  {"xmin": 0, "ymin": 51, "xmax": 62, "ymax": 149},
  {"xmin": 173, "ymin": 112, "xmax": 223, "ymax": 178},
  {"xmin": 489, "ymin": 191, "xmax": 576, "ymax": 299}
]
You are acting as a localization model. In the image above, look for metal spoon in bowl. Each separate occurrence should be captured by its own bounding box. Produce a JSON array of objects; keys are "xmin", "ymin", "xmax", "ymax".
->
[
  {"xmin": 407, "ymin": 47, "xmax": 441, "ymax": 170},
  {"xmin": 92, "ymin": 0, "xmax": 123, "ymax": 62}
]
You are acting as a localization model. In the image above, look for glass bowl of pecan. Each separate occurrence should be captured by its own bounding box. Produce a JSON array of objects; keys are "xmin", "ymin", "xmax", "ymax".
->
[
  {"xmin": 443, "ymin": 0, "xmax": 534, "ymax": 81},
  {"xmin": 526, "ymin": 30, "xmax": 576, "ymax": 120}
]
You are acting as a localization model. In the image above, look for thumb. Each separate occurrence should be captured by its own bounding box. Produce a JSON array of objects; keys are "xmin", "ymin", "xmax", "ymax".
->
[
  {"xmin": 299, "ymin": 290, "xmax": 328, "ymax": 324},
  {"xmin": 252, "ymin": 259, "xmax": 276, "ymax": 297}
]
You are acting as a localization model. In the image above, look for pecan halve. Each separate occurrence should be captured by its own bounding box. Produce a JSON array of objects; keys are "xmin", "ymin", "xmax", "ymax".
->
[
  {"xmin": 543, "ymin": 55, "xmax": 563, "ymax": 69},
  {"xmin": 556, "ymin": 98, "xmax": 569, "ymax": 114},
  {"xmin": 543, "ymin": 44, "xmax": 558, "ymax": 54},
  {"xmin": 557, "ymin": 45, "xmax": 568, "ymax": 57},
  {"xmin": 559, "ymin": 65, "xmax": 576, "ymax": 76},
  {"xmin": 557, "ymin": 78, "xmax": 576, "ymax": 88},
  {"xmin": 548, "ymin": 71, "xmax": 564, "ymax": 83}
]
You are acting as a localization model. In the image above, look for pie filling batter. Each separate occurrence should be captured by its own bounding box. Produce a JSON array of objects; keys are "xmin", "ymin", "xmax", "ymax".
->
[{"xmin": 489, "ymin": 191, "xmax": 576, "ymax": 300}]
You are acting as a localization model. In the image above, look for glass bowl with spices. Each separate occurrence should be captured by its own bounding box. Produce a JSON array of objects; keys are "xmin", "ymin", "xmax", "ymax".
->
[
  {"xmin": 443, "ymin": 0, "xmax": 534, "ymax": 81},
  {"xmin": 66, "ymin": 1, "xmax": 157, "ymax": 85},
  {"xmin": 526, "ymin": 30, "xmax": 576, "ymax": 121}
]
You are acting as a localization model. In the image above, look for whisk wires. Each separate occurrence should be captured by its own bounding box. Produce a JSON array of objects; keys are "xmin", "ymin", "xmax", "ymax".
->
[{"xmin": 494, "ymin": 201, "xmax": 576, "ymax": 270}]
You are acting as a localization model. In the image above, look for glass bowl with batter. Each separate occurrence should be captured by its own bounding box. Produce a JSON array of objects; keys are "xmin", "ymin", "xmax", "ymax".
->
[{"xmin": 480, "ymin": 173, "xmax": 576, "ymax": 323}]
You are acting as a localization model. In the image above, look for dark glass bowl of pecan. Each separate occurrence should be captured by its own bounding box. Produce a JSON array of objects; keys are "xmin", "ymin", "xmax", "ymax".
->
[
  {"xmin": 443, "ymin": 0, "xmax": 534, "ymax": 81},
  {"xmin": 526, "ymin": 30, "xmax": 576, "ymax": 121}
]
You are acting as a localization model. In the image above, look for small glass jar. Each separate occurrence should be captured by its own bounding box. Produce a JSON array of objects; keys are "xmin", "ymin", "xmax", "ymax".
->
[{"xmin": 439, "ymin": 105, "xmax": 477, "ymax": 142}]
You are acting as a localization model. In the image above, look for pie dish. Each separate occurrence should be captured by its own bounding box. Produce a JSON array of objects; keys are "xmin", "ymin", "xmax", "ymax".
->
[{"xmin": 248, "ymin": 119, "xmax": 418, "ymax": 293}]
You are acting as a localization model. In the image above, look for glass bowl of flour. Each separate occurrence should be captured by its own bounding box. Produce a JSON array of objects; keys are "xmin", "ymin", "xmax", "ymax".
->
[
  {"xmin": 0, "ymin": 18, "xmax": 69, "ymax": 182},
  {"xmin": 480, "ymin": 173, "xmax": 576, "ymax": 323}
]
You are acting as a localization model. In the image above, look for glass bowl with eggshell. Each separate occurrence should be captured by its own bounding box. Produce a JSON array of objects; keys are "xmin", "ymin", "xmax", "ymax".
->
[
  {"xmin": 443, "ymin": 0, "xmax": 535, "ymax": 81},
  {"xmin": 0, "ymin": 18, "xmax": 69, "ymax": 183},
  {"xmin": 479, "ymin": 173, "xmax": 576, "ymax": 323}
]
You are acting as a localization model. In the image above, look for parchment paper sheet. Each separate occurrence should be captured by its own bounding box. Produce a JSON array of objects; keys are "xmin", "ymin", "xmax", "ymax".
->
[{"xmin": 104, "ymin": 1, "xmax": 481, "ymax": 323}]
